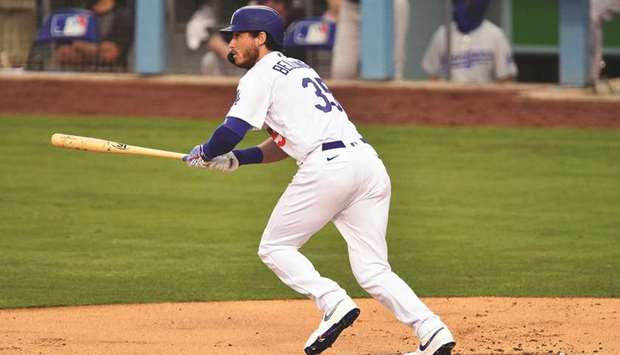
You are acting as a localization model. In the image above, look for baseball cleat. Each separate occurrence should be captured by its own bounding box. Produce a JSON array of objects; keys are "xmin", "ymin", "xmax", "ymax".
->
[
  {"xmin": 404, "ymin": 316, "xmax": 455, "ymax": 355},
  {"xmin": 304, "ymin": 296, "xmax": 360, "ymax": 355}
]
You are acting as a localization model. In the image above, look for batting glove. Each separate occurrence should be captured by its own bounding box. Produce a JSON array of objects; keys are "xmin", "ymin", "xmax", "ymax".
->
[
  {"xmin": 207, "ymin": 152, "xmax": 239, "ymax": 173},
  {"xmin": 183, "ymin": 144, "xmax": 210, "ymax": 168}
]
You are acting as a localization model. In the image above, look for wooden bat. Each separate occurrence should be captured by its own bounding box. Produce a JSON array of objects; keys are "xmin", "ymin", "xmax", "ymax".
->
[{"xmin": 50, "ymin": 133, "xmax": 185, "ymax": 160}]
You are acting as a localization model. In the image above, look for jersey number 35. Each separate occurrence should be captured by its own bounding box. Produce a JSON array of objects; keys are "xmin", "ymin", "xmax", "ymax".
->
[{"xmin": 302, "ymin": 77, "xmax": 343, "ymax": 114}]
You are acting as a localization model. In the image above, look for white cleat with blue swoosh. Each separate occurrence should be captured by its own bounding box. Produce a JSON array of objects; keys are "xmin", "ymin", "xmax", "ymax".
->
[
  {"xmin": 304, "ymin": 296, "xmax": 360, "ymax": 354},
  {"xmin": 405, "ymin": 316, "xmax": 455, "ymax": 355}
]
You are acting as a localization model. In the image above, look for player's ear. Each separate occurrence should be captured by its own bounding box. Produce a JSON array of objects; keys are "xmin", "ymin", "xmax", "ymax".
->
[{"xmin": 257, "ymin": 31, "xmax": 268, "ymax": 47}]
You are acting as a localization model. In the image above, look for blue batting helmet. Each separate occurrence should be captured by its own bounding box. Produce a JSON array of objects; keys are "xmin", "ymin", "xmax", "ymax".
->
[{"xmin": 220, "ymin": 5, "xmax": 285, "ymax": 46}]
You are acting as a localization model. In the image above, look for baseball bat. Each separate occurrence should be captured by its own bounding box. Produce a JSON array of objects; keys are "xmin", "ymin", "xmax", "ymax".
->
[{"xmin": 50, "ymin": 133, "xmax": 185, "ymax": 160}]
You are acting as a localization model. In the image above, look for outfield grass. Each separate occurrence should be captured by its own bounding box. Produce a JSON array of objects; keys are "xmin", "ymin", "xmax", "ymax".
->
[{"xmin": 0, "ymin": 115, "xmax": 618, "ymax": 308}]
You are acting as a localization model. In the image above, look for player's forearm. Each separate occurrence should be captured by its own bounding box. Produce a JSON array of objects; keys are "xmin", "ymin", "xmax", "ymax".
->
[
  {"xmin": 72, "ymin": 41, "xmax": 99, "ymax": 58},
  {"xmin": 199, "ymin": 117, "xmax": 251, "ymax": 160},
  {"xmin": 201, "ymin": 124, "xmax": 244, "ymax": 159},
  {"xmin": 98, "ymin": 41, "xmax": 121, "ymax": 63},
  {"xmin": 230, "ymin": 138, "xmax": 287, "ymax": 167},
  {"xmin": 257, "ymin": 138, "xmax": 289, "ymax": 163}
]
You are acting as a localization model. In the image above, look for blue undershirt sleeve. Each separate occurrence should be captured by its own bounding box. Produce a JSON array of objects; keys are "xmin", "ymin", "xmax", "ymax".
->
[
  {"xmin": 233, "ymin": 147, "xmax": 263, "ymax": 165},
  {"xmin": 224, "ymin": 116, "xmax": 252, "ymax": 136},
  {"xmin": 201, "ymin": 117, "xmax": 251, "ymax": 160}
]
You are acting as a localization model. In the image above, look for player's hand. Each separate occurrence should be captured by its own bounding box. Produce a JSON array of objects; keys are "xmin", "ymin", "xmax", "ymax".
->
[
  {"xmin": 207, "ymin": 152, "xmax": 239, "ymax": 173},
  {"xmin": 183, "ymin": 144, "xmax": 210, "ymax": 168}
]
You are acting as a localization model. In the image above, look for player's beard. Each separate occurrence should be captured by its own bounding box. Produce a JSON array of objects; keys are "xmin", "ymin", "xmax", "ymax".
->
[{"xmin": 228, "ymin": 46, "xmax": 260, "ymax": 69}]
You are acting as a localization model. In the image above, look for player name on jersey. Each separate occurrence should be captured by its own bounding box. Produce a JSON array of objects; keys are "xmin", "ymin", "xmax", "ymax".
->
[{"xmin": 272, "ymin": 58, "xmax": 310, "ymax": 75}]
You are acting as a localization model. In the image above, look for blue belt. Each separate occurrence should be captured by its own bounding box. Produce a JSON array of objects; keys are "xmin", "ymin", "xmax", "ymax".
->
[{"xmin": 322, "ymin": 138, "xmax": 368, "ymax": 151}]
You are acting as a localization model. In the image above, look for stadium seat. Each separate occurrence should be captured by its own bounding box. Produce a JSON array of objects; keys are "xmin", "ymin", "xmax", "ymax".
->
[
  {"xmin": 284, "ymin": 17, "xmax": 336, "ymax": 50},
  {"xmin": 26, "ymin": 8, "xmax": 101, "ymax": 72},
  {"xmin": 284, "ymin": 17, "xmax": 336, "ymax": 78}
]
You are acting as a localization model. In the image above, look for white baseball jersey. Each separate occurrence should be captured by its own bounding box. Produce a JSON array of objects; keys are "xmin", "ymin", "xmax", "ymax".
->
[
  {"xmin": 233, "ymin": 51, "xmax": 437, "ymax": 333},
  {"xmin": 226, "ymin": 51, "xmax": 361, "ymax": 162},
  {"xmin": 422, "ymin": 20, "xmax": 517, "ymax": 83}
]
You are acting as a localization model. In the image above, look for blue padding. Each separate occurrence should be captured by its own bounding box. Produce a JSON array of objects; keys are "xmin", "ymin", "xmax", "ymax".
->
[
  {"xmin": 361, "ymin": 0, "xmax": 394, "ymax": 79},
  {"xmin": 36, "ymin": 9, "xmax": 99, "ymax": 43},
  {"xmin": 136, "ymin": 0, "xmax": 166, "ymax": 74},
  {"xmin": 559, "ymin": 0, "xmax": 591, "ymax": 86}
]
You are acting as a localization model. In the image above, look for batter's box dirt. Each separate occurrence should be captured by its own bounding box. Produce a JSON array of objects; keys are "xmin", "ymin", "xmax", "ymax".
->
[{"xmin": 0, "ymin": 297, "xmax": 618, "ymax": 354}]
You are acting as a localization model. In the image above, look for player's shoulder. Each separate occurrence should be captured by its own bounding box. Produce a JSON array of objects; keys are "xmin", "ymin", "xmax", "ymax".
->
[
  {"xmin": 240, "ymin": 51, "xmax": 314, "ymax": 89},
  {"xmin": 266, "ymin": 52, "xmax": 313, "ymax": 78},
  {"xmin": 425, "ymin": 25, "xmax": 446, "ymax": 49},
  {"xmin": 479, "ymin": 20, "xmax": 507, "ymax": 37},
  {"xmin": 433, "ymin": 24, "xmax": 447, "ymax": 38},
  {"xmin": 241, "ymin": 52, "xmax": 291, "ymax": 82},
  {"xmin": 238, "ymin": 54, "xmax": 279, "ymax": 87}
]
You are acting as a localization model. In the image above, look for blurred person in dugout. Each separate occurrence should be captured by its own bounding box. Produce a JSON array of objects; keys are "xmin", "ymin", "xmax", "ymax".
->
[
  {"xmin": 331, "ymin": 0, "xmax": 410, "ymax": 80},
  {"xmin": 54, "ymin": 0, "xmax": 134, "ymax": 71},
  {"xmin": 323, "ymin": 0, "xmax": 342, "ymax": 22},
  {"xmin": 422, "ymin": 0, "xmax": 517, "ymax": 83},
  {"xmin": 591, "ymin": 0, "xmax": 620, "ymax": 88},
  {"xmin": 186, "ymin": 0, "xmax": 306, "ymax": 76}
]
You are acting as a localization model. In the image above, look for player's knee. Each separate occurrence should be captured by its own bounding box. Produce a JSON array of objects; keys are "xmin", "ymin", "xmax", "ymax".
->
[
  {"xmin": 257, "ymin": 243, "xmax": 274, "ymax": 263},
  {"xmin": 353, "ymin": 265, "xmax": 390, "ymax": 290}
]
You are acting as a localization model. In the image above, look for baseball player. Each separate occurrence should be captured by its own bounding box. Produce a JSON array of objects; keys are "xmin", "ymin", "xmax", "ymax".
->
[
  {"xmin": 591, "ymin": 0, "xmax": 620, "ymax": 88},
  {"xmin": 184, "ymin": 5, "xmax": 455, "ymax": 355},
  {"xmin": 422, "ymin": 0, "xmax": 517, "ymax": 83}
]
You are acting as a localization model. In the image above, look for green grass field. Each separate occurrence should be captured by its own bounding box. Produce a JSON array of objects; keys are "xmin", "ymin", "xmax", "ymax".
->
[{"xmin": 1, "ymin": 115, "xmax": 619, "ymax": 308}]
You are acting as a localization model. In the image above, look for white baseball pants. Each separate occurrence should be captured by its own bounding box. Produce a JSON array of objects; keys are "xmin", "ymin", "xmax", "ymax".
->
[{"xmin": 257, "ymin": 142, "xmax": 434, "ymax": 326}]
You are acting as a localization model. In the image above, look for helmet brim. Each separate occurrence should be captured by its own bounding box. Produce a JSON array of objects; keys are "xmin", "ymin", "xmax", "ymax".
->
[
  {"xmin": 219, "ymin": 21, "xmax": 283, "ymax": 46},
  {"xmin": 219, "ymin": 26, "xmax": 235, "ymax": 42},
  {"xmin": 219, "ymin": 25, "xmax": 234, "ymax": 34},
  {"xmin": 219, "ymin": 25, "xmax": 268, "ymax": 43}
]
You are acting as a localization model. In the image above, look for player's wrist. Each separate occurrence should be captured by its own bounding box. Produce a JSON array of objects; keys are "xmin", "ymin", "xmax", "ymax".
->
[
  {"xmin": 232, "ymin": 147, "xmax": 263, "ymax": 166},
  {"xmin": 199, "ymin": 143, "xmax": 212, "ymax": 161}
]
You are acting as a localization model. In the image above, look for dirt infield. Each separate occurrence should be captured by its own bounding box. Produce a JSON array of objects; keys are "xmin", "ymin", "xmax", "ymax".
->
[
  {"xmin": 1, "ymin": 73, "xmax": 619, "ymax": 128},
  {"xmin": 1, "ymin": 73, "xmax": 618, "ymax": 354},
  {"xmin": 1, "ymin": 298, "xmax": 618, "ymax": 355}
]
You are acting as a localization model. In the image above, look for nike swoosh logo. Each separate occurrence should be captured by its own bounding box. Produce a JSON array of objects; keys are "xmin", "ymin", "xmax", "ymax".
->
[
  {"xmin": 324, "ymin": 299, "xmax": 344, "ymax": 322},
  {"xmin": 419, "ymin": 327, "xmax": 444, "ymax": 351},
  {"xmin": 326, "ymin": 155, "xmax": 339, "ymax": 161}
]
